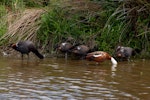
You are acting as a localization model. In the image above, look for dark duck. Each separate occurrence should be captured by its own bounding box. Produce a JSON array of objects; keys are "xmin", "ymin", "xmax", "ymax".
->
[
  {"xmin": 86, "ymin": 51, "xmax": 117, "ymax": 65},
  {"xmin": 115, "ymin": 46, "xmax": 138, "ymax": 61},
  {"xmin": 55, "ymin": 42, "xmax": 74, "ymax": 59},
  {"xmin": 10, "ymin": 41, "xmax": 44, "ymax": 60},
  {"xmin": 55, "ymin": 37, "xmax": 75, "ymax": 59},
  {"xmin": 71, "ymin": 45, "xmax": 90, "ymax": 59}
]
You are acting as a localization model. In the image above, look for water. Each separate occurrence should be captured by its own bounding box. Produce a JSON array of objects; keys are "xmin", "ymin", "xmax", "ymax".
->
[{"xmin": 0, "ymin": 56, "xmax": 150, "ymax": 100}]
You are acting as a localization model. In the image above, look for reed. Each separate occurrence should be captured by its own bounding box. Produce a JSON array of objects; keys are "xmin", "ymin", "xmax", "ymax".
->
[{"xmin": 0, "ymin": 9, "xmax": 45, "ymax": 45}]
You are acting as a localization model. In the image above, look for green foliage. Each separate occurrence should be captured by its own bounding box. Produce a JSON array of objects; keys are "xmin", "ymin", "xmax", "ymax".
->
[
  {"xmin": 24, "ymin": 0, "xmax": 49, "ymax": 7},
  {"xmin": 38, "ymin": 3, "xmax": 104, "ymax": 51},
  {"xmin": 1, "ymin": 0, "xmax": 150, "ymax": 58},
  {"xmin": 38, "ymin": 0, "xmax": 150, "ymax": 55},
  {"xmin": 98, "ymin": 0, "xmax": 150, "ymax": 56},
  {"xmin": 0, "ymin": 5, "xmax": 7, "ymax": 38}
]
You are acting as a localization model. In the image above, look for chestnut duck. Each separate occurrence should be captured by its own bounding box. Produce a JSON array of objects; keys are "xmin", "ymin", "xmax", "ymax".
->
[{"xmin": 86, "ymin": 51, "xmax": 117, "ymax": 65}]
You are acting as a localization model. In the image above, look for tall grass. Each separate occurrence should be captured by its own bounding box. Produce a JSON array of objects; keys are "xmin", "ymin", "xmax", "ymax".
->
[
  {"xmin": 38, "ymin": 0, "xmax": 104, "ymax": 52},
  {"xmin": 38, "ymin": 0, "xmax": 150, "ymax": 55},
  {"xmin": 0, "ymin": 0, "xmax": 47, "ymax": 46},
  {"xmin": 40, "ymin": 0, "xmax": 149, "ymax": 56},
  {"xmin": 99, "ymin": 0, "xmax": 150, "ymax": 57},
  {"xmin": 1, "ymin": 0, "xmax": 150, "ymax": 57}
]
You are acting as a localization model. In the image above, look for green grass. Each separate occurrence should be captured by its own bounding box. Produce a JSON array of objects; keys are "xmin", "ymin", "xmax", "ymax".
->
[
  {"xmin": 0, "ymin": 5, "xmax": 7, "ymax": 38},
  {"xmin": 0, "ymin": 0, "xmax": 150, "ymax": 57}
]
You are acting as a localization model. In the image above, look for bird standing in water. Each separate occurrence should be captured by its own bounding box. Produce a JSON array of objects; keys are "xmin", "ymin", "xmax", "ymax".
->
[
  {"xmin": 56, "ymin": 42, "xmax": 73, "ymax": 59},
  {"xmin": 115, "ymin": 46, "xmax": 138, "ymax": 61},
  {"xmin": 86, "ymin": 51, "xmax": 117, "ymax": 65},
  {"xmin": 10, "ymin": 41, "xmax": 44, "ymax": 60},
  {"xmin": 71, "ymin": 45, "xmax": 90, "ymax": 59}
]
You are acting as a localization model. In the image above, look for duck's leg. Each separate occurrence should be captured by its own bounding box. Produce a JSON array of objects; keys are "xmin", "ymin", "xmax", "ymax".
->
[
  {"xmin": 21, "ymin": 54, "xmax": 24, "ymax": 60},
  {"xmin": 27, "ymin": 54, "xmax": 29, "ymax": 60},
  {"xmin": 65, "ymin": 52, "xmax": 68, "ymax": 59}
]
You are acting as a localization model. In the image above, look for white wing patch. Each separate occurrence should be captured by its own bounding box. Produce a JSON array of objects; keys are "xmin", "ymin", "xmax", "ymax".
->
[
  {"xmin": 93, "ymin": 53, "xmax": 102, "ymax": 57},
  {"xmin": 62, "ymin": 43, "xmax": 67, "ymax": 46},
  {"xmin": 77, "ymin": 46, "xmax": 81, "ymax": 50},
  {"xmin": 120, "ymin": 47, "xmax": 125, "ymax": 52}
]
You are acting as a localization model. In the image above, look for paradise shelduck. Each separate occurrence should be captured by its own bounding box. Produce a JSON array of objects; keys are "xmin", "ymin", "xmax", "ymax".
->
[
  {"xmin": 10, "ymin": 41, "xmax": 44, "ymax": 60},
  {"xmin": 86, "ymin": 51, "xmax": 118, "ymax": 65},
  {"xmin": 71, "ymin": 45, "xmax": 90, "ymax": 59},
  {"xmin": 115, "ymin": 46, "xmax": 137, "ymax": 61}
]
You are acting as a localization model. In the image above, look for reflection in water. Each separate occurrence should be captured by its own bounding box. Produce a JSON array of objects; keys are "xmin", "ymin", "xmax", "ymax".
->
[
  {"xmin": 111, "ymin": 64, "xmax": 117, "ymax": 78},
  {"xmin": 0, "ymin": 57, "xmax": 150, "ymax": 99}
]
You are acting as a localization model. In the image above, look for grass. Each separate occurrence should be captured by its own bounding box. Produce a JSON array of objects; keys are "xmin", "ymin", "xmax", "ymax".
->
[
  {"xmin": 37, "ymin": 0, "xmax": 103, "ymax": 52},
  {"xmin": 0, "ymin": 5, "xmax": 7, "ymax": 41},
  {"xmin": 0, "ymin": 0, "xmax": 150, "ymax": 57},
  {"xmin": 0, "ymin": 9, "xmax": 45, "ymax": 45}
]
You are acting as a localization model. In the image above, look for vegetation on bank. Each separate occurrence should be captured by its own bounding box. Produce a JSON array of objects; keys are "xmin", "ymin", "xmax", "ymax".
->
[{"xmin": 0, "ymin": 0, "xmax": 150, "ymax": 58}]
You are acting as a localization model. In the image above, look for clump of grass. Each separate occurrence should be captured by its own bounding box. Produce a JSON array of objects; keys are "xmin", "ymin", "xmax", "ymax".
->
[{"xmin": 0, "ymin": 9, "xmax": 45, "ymax": 45}]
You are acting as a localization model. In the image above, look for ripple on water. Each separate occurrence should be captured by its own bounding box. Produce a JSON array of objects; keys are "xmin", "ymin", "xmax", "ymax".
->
[{"xmin": 0, "ymin": 58, "xmax": 150, "ymax": 99}]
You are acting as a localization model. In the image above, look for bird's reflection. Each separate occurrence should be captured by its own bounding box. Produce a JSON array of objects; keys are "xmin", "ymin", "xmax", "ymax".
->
[{"xmin": 111, "ymin": 64, "xmax": 117, "ymax": 77}]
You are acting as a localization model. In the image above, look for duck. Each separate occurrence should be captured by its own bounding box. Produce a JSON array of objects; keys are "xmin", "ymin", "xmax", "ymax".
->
[
  {"xmin": 115, "ymin": 46, "xmax": 137, "ymax": 61},
  {"xmin": 55, "ymin": 42, "xmax": 74, "ymax": 58},
  {"xmin": 10, "ymin": 41, "xmax": 44, "ymax": 60},
  {"xmin": 86, "ymin": 51, "xmax": 118, "ymax": 65},
  {"xmin": 71, "ymin": 45, "xmax": 90, "ymax": 59}
]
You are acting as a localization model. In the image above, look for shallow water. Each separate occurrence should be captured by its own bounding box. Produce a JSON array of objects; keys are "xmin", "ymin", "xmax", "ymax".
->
[{"xmin": 0, "ymin": 56, "xmax": 150, "ymax": 100}]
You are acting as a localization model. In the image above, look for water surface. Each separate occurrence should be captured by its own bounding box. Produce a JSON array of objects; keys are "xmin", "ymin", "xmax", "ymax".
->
[{"xmin": 0, "ymin": 56, "xmax": 150, "ymax": 100}]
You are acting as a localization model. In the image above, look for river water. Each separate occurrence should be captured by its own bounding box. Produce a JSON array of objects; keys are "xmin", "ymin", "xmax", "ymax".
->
[{"xmin": 0, "ymin": 56, "xmax": 150, "ymax": 100}]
